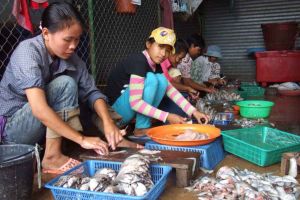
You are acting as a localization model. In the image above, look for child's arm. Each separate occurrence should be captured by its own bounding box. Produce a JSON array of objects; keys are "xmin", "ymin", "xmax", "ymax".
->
[
  {"xmin": 170, "ymin": 80, "xmax": 199, "ymax": 99},
  {"xmin": 165, "ymin": 83, "xmax": 209, "ymax": 123},
  {"xmin": 183, "ymin": 77, "xmax": 216, "ymax": 93},
  {"xmin": 165, "ymin": 82, "xmax": 196, "ymax": 116}
]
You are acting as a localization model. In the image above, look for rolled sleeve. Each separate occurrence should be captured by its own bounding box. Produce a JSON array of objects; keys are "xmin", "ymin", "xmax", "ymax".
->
[{"xmin": 87, "ymin": 91, "xmax": 108, "ymax": 109}]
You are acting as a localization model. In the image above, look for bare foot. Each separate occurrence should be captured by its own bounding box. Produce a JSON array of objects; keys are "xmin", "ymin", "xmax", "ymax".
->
[
  {"xmin": 42, "ymin": 154, "xmax": 70, "ymax": 170},
  {"xmin": 118, "ymin": 138, "xmax": 144, "ymax": 149},
  {"xmin": 134, "ymin": 128, "xmax": 150, "ymax": 137}
]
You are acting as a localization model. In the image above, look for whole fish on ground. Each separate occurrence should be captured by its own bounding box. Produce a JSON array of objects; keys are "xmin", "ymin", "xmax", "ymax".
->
[{"xmin": 186, "ymin": 166, "xmax": 300, "ymax": 200}]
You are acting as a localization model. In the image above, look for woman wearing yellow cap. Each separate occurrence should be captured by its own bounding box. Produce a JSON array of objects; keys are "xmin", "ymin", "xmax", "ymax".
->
[{"xmin": 105, "ymin": 27, "xmax": 209, "ymax": 136}]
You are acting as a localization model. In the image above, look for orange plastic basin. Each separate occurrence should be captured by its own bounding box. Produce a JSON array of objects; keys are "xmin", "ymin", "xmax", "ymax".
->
[{"xmin": 147, "ymin": 124, "xmax": 221, "ymax": 146}]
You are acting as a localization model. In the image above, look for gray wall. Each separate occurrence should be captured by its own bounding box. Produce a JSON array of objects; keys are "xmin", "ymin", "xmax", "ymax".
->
[{"xmin": 199, "ymin": 0, "xmax": 300, "ymax": 81}]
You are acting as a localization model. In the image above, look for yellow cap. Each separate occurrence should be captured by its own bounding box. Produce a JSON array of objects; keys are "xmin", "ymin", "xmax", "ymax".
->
[
  {"xmin": 168, "ymin": 68, "xmax": 182, "ymax": 78},
  {"xmin": 149, "ymin": 27, "xmax": 176, "ymax": 53}
]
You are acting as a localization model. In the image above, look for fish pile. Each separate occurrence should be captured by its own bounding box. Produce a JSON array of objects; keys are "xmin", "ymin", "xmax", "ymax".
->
[
  {"xmin": 233, "ymin": 118, "xmax": 269, "ymax": 128},
  {"xmin": 137, "ymin": 149, "xmax": 163, "ymax": 162},
  {"xmin": 54, "ymin": 154, "xmax": 153, "ymax": 196},
  {"xmin": 175, "ymin": 129, "xmax": 209, "ymax": 141},
  {"xmin": 195, "ymin": 100, "xmax": 217, "ymax": 121},
  {"xmin": 114, "ymin": 154, "xmax": 154, "ymax": 196},
  {"xmin": 187, "ymin": 166, "xmax": 300, "ymax": 200},
  {"xmin": 204, "ymin": 90, "xmax": 243, "ymax": 102}
]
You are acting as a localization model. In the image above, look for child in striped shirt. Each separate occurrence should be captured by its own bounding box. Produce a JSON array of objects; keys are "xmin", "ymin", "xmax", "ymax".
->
[{"xmin": 105, "ymin": 27, "xmax": 209, "ymax": 136}]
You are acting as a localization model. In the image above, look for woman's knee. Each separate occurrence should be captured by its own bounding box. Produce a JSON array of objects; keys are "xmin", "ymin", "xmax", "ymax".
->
[
  {"xmin": 52, "ymin": 75, "xmax": 78, "ymax": 94},
  {"xmin": 47, "ymin": 75, "xmax": 79, "ymax": 110}
]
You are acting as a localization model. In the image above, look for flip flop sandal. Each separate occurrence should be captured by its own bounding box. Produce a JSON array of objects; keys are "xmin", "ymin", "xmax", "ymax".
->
[{"xmin": 42, "ymin": 158, "xmax": 81, "ymax": 174}]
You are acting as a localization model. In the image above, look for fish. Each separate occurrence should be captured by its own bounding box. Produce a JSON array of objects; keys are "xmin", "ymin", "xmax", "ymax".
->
[
  {"xmin": 89, "ymin": 174, "xmax": 111, "ymax": 192},
  {"xmin": 94, "ymin": 168, "xmax": 117, "ymax": 181},
  {"xmin": 187, "ymin": 166, "xmax": 300, "ymax": 200},
  {"xmin": 175, "ymin": 129, "xmax": 209, "ymax": 141},
  {"xmin": 204, "ymin": 90, "xmax": 243, "ymax": 102},
  {"xmin": 53, "ymin": 154, "xmax": 154, "ymax": 196},
  {"xmin": 138, "ymin": 149, "xmax": 161, "ymax": 155},
  {"xmin": 114, "ymin": 154, "xmax": 153, "ymax": 196},
  {"xmin": 54, "ymin": 174, "xmax": 82, "ymax": 188},
  {"xmin": 233, "ymin": 118, "xmax": 268, "ymax": 128},
  {"xmin": 195, "ymin": 100, "xmax": 217, "ymax": 121}
]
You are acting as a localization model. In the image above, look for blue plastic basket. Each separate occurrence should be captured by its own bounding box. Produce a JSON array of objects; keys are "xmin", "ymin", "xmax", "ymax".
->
[
  {"xmin": 145, "ymin": 138, "xmax": 225, "ymax": 170},
  {"xmin": 45, "ymin": 160, "xmax": 172, "ymax": 200},
  {"xmin": 213, "ymin": 112, "xmax": 234, "ymax": 125}
]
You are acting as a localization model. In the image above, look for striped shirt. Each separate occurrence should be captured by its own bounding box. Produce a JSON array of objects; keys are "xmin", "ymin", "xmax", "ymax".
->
[
  {"xmin": 128, "ymin": 74, "xmax": 196, "ymax": 122},
  {"xmin": 106, "ymin": 51, "xmax": 196, "ymax": 122}
]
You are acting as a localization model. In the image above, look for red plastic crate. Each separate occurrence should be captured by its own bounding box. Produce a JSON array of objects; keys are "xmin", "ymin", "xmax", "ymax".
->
[{"xmin": 255, "ymin": 51, "xmax": 300, "ymax": 86}]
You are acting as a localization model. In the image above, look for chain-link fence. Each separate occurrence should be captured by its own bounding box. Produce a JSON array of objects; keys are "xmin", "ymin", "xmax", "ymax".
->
[
  {"xmin": 0, "ymin": 0, "xmax": 32, "ymax": 80},
  {"xmin": 0, "ymin": 0, "xmax": 55, "ymax": 80},
  {"xmin": 75, "ymin": 0, "xmax": 160, "ymax": 86},
  {"xmin": 0, "ymin": 0, "xmax": 160, "ymax": 86}
]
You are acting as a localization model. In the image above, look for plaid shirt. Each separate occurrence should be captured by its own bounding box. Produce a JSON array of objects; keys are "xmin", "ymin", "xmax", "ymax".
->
[
  {"xmin": 0, "ymin": 34, "xmax": 107, "ymax": 117},
  {"xmin": 0, "ymin": 116, "xmax": 6, "ymax": 143}
]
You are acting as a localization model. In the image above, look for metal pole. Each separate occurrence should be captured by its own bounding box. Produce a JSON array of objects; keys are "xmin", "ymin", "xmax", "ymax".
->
[{"xmin": 88, "ymin": 0, "xmax": 96, "ymax": 79}]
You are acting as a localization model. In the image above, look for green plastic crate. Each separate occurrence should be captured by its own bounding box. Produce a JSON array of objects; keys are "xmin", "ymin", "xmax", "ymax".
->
[
  {"xmin": 238, "ymin": 86, "xmax": 265, "ymax": 99},
  {"xmin": 222, "ymin": 126, "xmax": 300, "ymax": 166},
  {"xmin": 240, "ymin": 82, "xmax": 258, "ymax": 87}
]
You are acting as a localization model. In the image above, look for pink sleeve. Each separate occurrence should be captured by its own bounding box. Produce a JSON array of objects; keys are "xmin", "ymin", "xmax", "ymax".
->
[
  {"xmin": 165, "ymin": 82, "xmax": 196, "ymax": 116},
  {"xmin": 161, "ymin": 59, "xmax": 172, "ymax": 81}
]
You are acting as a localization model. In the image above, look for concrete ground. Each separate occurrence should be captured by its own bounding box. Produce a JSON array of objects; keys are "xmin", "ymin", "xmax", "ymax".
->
[{"xmin": 31, "ymin": 94, "xmax": 300, "ymax": 200}]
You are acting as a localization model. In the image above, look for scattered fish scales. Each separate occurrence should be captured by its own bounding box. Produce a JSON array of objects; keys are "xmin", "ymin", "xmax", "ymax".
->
[{"xmin": 233, "ymin": 118, "xmax": 269, "ymax": 128}]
